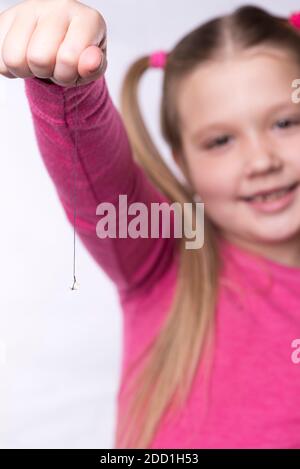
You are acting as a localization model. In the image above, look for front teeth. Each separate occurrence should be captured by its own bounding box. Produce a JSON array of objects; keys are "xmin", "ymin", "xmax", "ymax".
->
[{"xmin": 251, "ymin": 187, "xmax": 289, "ymax": 202}]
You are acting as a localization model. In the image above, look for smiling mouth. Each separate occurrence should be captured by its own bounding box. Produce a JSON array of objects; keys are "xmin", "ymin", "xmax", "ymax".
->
[{"xmin": 240, "ymin": 182, "xmax": 299, "ymax": 203}]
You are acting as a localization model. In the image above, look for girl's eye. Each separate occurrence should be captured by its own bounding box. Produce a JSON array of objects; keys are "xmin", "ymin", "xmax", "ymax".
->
[
  {"xmin": 205, "ymin": 135, "xmax": 232, "ymax": 150},
  {"xmin": 275, "ymin": 117, "xmax": 300, "ymax": 129}
]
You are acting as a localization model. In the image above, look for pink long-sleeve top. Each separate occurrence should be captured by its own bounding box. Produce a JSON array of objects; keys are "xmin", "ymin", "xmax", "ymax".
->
[{"xmin": 24, "ymin": 75, "xmax": 300, "ymax": 449}]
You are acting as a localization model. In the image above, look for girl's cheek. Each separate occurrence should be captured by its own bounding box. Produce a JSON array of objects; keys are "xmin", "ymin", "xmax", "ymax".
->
[
  {"xmin": 187, "ymin": 152, "xmax": 240, "ymax": 200},
  {"xmin": 194, "ymin": 177, "xmax": 233, "ymax": 202},
  {"xmin": 276, "ymin": 138, "xmax": 300, "ymax": 166}
]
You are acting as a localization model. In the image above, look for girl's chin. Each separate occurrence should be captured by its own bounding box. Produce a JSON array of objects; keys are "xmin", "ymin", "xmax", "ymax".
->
[
  {"xmin": 218, "ymin": 219, "xmax": 300, "ymax": 245},
  {"xmin": 240, "ymin": 226, "xmax": 300, "ymax": 244},
  {"xmin": 234, "ymin": 204, "xmax": 300, "ymax": 242}
]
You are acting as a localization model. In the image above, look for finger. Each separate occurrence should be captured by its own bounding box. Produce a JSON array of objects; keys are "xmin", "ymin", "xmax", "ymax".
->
[
  {"xmin": 27, "ymin": 11, "xmax": 70, "ymax": 79},
  {"xmin": 52, "ymin": 53, "xmax": 107, "ymax": 88},
  {"xmin": 1, "ymin": 10, "xmax": 38, "ymax": 78},
  {"xmin": 0, "ymin": 8, "xmax": 19, "ymax": 78},
  {"xmin": 42, "ymin": 44, "xmax": 107, "ymax": 88},
  {"xmin": 53, "ymin": 11, "xmax": 105, "ymax": 85}
]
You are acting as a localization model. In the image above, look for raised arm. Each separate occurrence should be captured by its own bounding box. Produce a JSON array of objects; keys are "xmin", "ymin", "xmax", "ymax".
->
[
  {"xmin": 0, "ymin": 0, "xmax": 177, "ymax": 298},
  {"xmin": 24, "ymin": 75, "xmax": 177, "ymax": 298}
]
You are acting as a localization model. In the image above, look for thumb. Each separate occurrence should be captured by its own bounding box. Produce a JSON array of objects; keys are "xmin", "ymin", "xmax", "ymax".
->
[{"xmin": 78, "ymin": 45, "xmax": 106, "ymax": 79}]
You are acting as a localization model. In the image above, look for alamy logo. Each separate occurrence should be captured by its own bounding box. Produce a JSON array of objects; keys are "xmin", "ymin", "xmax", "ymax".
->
[{"xmin": 95, "ymin": 195, "xmax": 204, "ymax": 250}]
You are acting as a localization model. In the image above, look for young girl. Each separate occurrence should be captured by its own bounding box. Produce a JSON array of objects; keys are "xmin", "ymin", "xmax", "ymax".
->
[{"xmin": 1, "ymin": 0, "xmax": 300, "ymax": 448}]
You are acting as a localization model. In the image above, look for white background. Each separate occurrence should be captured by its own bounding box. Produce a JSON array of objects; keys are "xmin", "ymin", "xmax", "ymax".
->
[{"xmin": 0, "ymin": 0, "xmax": 299, "ymax": 449}]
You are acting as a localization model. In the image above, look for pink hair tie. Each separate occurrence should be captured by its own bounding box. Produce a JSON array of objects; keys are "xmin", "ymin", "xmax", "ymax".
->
[
  {"xmin": 289, "ymin": 11, "xmax": 300, "ymax": 29},
  {"xmin": 149, "ymin": 50, "xmax": 167, "ymax": 69}
]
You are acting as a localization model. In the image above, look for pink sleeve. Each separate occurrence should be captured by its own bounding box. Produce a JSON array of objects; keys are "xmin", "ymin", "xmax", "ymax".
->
[{"xmin": 23, "ymin": 75, "xmax": 177, "ymax": 298}]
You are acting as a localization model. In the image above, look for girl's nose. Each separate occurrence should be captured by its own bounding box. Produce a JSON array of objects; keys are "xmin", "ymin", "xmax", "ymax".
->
[{"xmin": 243, "ymin": 135, "xmax": 283, "ymax": 177}]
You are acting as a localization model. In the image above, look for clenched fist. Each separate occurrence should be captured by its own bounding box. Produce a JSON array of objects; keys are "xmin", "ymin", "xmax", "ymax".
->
[{"xmin": 0, "ymin": 0, "xmax": 107, "ymax": 87}]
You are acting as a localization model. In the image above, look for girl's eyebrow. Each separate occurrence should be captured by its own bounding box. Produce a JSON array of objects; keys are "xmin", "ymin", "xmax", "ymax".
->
[
  {"xmin": 190, "ymin": 100, "xmax": 297, "ymax": 140},
  {"xmin": 191, "ymin": 122, "xmax": 230, "ymax": 140},
  {"xmin": 266, "ymin": 100, "xmax": 299, "ymax": 113}
]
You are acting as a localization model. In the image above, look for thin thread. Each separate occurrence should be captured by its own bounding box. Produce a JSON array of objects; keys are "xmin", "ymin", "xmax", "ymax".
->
[{"xmin": 70, "ymin": 77, "xmax": 79, "ymax": 290}]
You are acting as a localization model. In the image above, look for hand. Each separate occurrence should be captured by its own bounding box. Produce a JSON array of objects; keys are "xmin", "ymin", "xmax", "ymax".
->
[{"xmin": 0, "ymin": 0, "xmax": 107, "ymax": 87}]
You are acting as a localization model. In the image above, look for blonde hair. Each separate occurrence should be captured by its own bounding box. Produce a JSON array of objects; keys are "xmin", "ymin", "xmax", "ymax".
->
[{"xmin": 115, "ymin": 4, "xmax": 300, "ymax": 448}]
